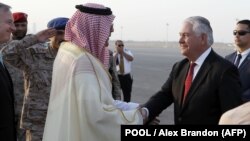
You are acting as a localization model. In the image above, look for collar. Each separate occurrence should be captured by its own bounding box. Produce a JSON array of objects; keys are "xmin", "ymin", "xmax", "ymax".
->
[
  {"xmin": 237, "ymin": 48, "xmax": 250, "ymax": 56},
  {"xmin": 193, "ymin": 47, "xmax": 212, "ymax": 67}
]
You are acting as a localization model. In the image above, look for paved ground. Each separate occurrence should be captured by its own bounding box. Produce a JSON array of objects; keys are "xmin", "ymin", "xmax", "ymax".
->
[{"xmin": 116, "ymin": 44, "xmax": 235, "ymax": 124}]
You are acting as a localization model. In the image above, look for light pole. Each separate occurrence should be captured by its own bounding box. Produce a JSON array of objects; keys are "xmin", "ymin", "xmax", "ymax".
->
[{"xmin": 166, "ymin": 23, "xmax": 169, "ymax": 47}]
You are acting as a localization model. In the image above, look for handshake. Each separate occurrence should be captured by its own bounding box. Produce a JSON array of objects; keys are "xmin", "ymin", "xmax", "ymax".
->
[{"xmin": 113, "ymin": 100, "xmax": 160, "ymax": 125}]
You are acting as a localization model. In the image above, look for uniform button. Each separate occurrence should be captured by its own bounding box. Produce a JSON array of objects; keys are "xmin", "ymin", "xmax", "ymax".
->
[{"xmin": 178, "ymin": 117, "xmax": 182, "ymax": 121}]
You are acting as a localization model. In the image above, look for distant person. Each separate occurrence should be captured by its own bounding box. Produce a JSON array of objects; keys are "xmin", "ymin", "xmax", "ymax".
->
[
  {"xmin": 114, "ymin": 40, "xmax": 134, "ymax": 102},
  {"xmin": 109, "ymin": 49, "xmax": 122, "ymax": 100},
  {"xmin": 2, "ymin": 17, "xmax": 67, "ymax": 141},
  {"xmin": 12, "ymin": 12, "xmax": 28, "ymax": 40},
  {"xmin": 140, "ymin": 16, "xmax": 242, "ymax": 124},
  {"xmin": 42, "ymin": 3, "xmax": 142, "ymax": 141},
  {"xmin": 225, "ymin": 19, "xmax": 250, "ymax": 102}
]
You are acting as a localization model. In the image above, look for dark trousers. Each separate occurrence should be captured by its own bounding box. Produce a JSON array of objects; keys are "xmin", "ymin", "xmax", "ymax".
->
[{"xmin": 118, "ymin": 73, "xmax": 133, "ymax": 102}]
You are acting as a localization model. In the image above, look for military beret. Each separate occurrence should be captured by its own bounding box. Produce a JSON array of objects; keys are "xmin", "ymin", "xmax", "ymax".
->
[
  {"xmin": 13, "ymin": 12, "xmax": 28, "ymax": 23},
  {"xmin": 47, "ymin": 17, "xmax": 69, "ymax": 30}
]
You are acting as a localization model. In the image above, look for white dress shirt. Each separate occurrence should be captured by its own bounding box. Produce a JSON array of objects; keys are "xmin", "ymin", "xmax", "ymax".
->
[
  {"xmin": 116, "ymin": 48, "xmax": 134, "ymax": 75},
  {"xmin": 236, "ymin": 48, "xmax": 250, "ymax": 67}
]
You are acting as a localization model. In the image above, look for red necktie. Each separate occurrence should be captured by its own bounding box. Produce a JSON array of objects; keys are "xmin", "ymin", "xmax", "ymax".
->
[{"xmin": 183, "ymin": 63, "xmax": 196, "ymax": 103}]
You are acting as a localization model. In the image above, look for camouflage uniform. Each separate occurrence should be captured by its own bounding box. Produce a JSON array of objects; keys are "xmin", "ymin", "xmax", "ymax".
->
[
  {"xmin": 3, "ymin": 35, "xmax": 37, "ymax": 141},
  {"xmin": 0, "ymin": 35, "xmax": 39, "ymax": 141},
  {"xmin": 2, "ymin": 38, "xmax": 57, "ymax": 141},
  {"xmin": 109, "ymin": 50, "xmax": 122, "ymax": 100}
]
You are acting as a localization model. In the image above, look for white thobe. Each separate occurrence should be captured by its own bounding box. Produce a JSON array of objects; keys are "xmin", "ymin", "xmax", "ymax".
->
[{"xmin": 42, "ymin": 42, "xmax": 142, "ymax": 141}]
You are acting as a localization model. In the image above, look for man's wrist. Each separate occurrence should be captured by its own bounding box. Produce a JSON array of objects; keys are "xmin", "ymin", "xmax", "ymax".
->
[
  {"xmin": 139, "ymin": 107, "xmax": 149, "ymax": 124},
  {"xmin": 141, "ymin": 107, "xmax": 149, "ymax": 118}
]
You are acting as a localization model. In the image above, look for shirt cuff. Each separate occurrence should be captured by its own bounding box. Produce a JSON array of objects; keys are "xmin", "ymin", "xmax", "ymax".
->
[{"xmin": 142, "ymin": 107, "xmax": 149, "ymax": 118}]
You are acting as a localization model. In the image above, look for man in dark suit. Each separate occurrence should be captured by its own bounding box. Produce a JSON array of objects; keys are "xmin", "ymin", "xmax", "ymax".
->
[
  {"xmin": 0, "ymin": 3, "xmax": 17, "ymax": 141},
  {"xmin": 225, "ymin": 19, "xmax": 250, "ymax": 102},
  {"xmin": 140, "ymin": 16, "xmax": 242, "ymax": 124}
]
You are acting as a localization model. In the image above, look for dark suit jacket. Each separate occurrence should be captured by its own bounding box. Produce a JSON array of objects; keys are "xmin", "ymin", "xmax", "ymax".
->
[
  {"xmin": 144, "ymin": 50, "xmax": 242, "ymax": 124},
  {"xmin": 225, "ymin": 52, "xmax": 250, "ymax": 102},
  {"xmin": 0, "ymin": 63, "xmax": 16, "ymax": 141}
]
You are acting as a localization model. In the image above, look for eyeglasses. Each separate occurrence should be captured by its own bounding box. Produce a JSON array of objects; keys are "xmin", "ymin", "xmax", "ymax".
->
[
  {"xmin": 233, "ymin": 30, "xmax": 250, "ymax": 36},
  {"xmin": 118, "ymin": 44, "xmax": 124, "ymax": 47}
]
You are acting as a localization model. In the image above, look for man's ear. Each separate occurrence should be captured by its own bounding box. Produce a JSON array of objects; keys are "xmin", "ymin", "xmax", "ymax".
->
[{"xmin": 201, "ymin": 33, "xmax": 207, "ymax": 45}]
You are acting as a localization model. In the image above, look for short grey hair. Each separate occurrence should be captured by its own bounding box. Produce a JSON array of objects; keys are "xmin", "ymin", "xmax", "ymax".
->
[{"xmin": 184, "ymin": 16, "xmax": 214, "ymax": 47}]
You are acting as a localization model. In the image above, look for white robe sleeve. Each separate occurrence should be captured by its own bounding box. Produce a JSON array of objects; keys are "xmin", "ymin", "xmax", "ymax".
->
[
  {"xmin": 74, "ymin": 72, "xmax": 142, "ymax": 141},
  {"xmin": 113, "ymin": 100, "xmax": 139, "ymax": 111}
]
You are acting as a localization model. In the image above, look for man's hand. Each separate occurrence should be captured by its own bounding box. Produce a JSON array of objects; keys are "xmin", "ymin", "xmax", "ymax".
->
[
  {"xmin": 116, "ymin": 45, "xmax": 124, "ymax": 54},
  {"xmin": 35, "ymin": 28, "xmax": 56, "ymax": 42}
]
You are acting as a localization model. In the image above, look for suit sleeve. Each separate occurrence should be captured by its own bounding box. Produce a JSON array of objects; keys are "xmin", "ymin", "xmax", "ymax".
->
[{"xmin": 218, "ymin": 65, "xmax": 242, "ymax": 113}]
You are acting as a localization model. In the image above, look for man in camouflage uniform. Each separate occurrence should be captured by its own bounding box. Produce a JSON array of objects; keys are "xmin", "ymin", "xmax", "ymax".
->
[
  {"xmin": 7, "ymin": 12, "xmax": 29, "ymax": 141},
  {"xmin": 0, "ymin": 29, "xmax": 55, "ymax": 141},
  {"xmin": 3, "ymin": 17, "xmax": 68, "ymax": 141}
]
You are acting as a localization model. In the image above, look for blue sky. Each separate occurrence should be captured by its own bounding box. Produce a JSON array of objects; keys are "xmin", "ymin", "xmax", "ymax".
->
[{"xmin": 1, "ymin": 0, "xmax": 249, "ymax": 43}]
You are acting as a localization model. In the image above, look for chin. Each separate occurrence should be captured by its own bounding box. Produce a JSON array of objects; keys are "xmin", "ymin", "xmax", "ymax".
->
[
  {"xmin": 180, "ymin": 48, "xmax": 186, "ymax": 53},
  {"xmin": 180, "ymin": 51, "xmax": 185, "ymax": 56},
  {"xmin": 181, "ymin": 49, "xmax": 189, "ymax": 56}
]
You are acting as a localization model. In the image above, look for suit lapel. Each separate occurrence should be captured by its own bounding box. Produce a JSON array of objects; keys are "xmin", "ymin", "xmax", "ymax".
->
[
  {"xmin": 0, "ymin": 63, "xmax": 8, "ymax": 81},
  {"xmin": 238, "ymin": 53, "xmax": 250, "ymax": 71},
  {"xmin": 176, "ymin": 61, "xmax": 189, "ymax": 106},
  {"xmin": 228, "ymin": 52, "xmax": 237, "ymax": 63},
  {"xmin": 181, "ymin": 50, "xmax": 214, "ymax": 109}
]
